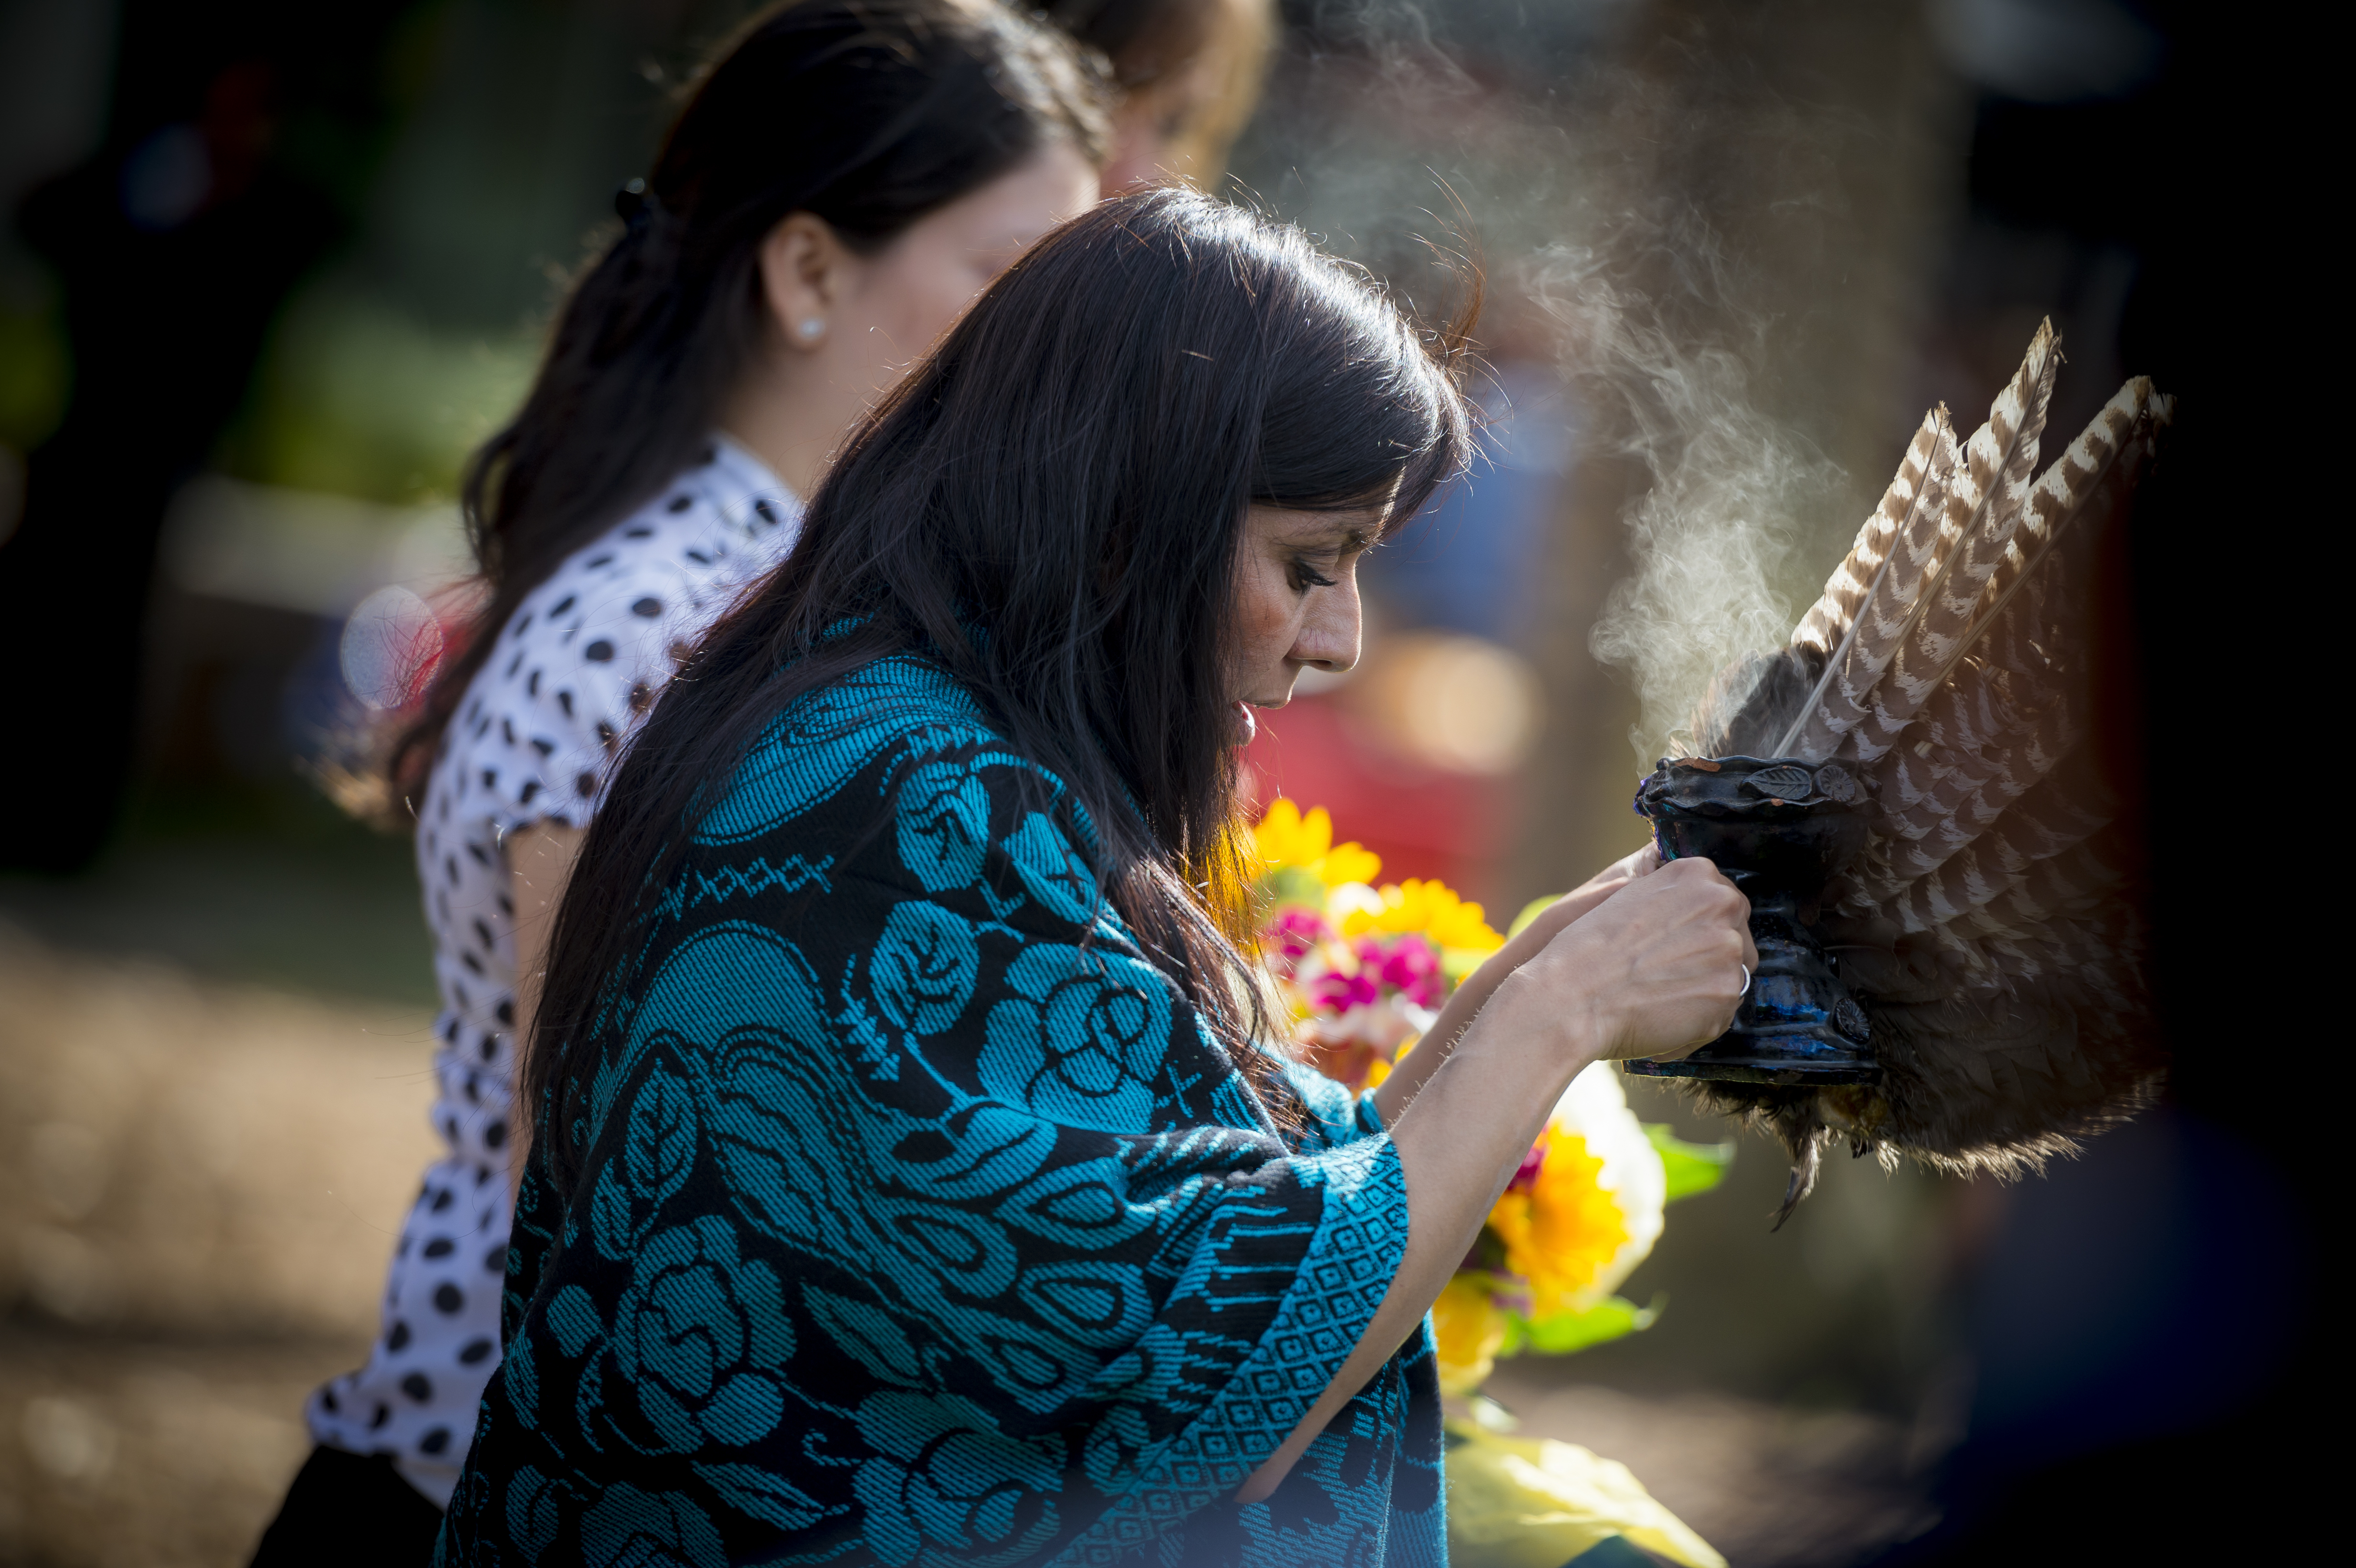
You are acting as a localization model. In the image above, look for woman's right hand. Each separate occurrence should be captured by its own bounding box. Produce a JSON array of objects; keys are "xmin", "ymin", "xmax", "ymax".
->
[{"xmin": 1510, "ymin": 856, "xmax": 1756, "ymax": 1064}]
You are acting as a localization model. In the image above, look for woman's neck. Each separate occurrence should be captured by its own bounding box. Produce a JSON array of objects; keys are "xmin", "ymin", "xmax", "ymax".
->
[{"xmin": 719, "ymin": 329, "xmax": 879, "ymax": 501}]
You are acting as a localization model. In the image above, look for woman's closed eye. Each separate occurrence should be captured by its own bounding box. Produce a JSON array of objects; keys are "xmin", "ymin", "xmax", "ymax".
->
[{"xmin": 1287, "ymin": 555, "xmax": 1340, "ymax": 592}]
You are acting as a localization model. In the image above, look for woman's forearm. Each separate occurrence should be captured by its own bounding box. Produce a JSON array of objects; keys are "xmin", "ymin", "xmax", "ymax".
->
[
  {"xmin": 1239, "ymin": 972, "xmax": 1599, "ymax": 1502},
  {"xmin": 1368, "ymin": 878, "xmax": 1619, "ymax": 1124}
]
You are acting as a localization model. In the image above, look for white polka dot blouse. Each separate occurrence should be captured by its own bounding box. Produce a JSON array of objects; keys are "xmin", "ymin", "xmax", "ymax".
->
[{"xmin": 304, "ymin": 436, "xmax": 802, "ymax": 1506}]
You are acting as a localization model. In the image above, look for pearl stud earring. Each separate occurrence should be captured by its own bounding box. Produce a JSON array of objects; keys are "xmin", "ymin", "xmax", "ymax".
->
[{"xmin": 797, "ymin": 318, "xmax": 824, "ymax": 340}]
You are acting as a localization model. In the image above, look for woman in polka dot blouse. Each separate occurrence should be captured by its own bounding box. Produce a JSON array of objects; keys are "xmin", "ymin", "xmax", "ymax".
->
[{"xmin": 247, "ymin": 5, "xmax": 1106, "ymax": 1557}]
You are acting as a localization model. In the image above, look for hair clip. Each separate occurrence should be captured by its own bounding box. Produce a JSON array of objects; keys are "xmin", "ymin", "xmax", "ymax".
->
[{"xmin": 615, "ymin": 177, "xmax": 656, "ymax": 232}]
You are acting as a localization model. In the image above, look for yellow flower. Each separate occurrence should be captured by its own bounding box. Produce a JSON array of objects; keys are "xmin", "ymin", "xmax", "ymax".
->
[
  {"xmin": 1431, "ymin": 1273, "xmax": 1512, "ymax": 1396},
  {"xmin": 1336, "ymin": 878, "xmax": 1505, "ymax": 954},
  {"xmin": 1486, "ymin": 1127, "xmax": 1634, "ymax": 1319},
  {"xmin": 1483, "ymin": 1065, "xmax": 1666, "ymax": 1320},
  {"xmin": 1250, "ymin": 797, "xmax": 1382, "ymax": 891}
]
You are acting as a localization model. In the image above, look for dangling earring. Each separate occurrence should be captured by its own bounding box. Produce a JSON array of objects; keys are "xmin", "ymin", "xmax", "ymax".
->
[{"xmin": 797, "ymin": 318, "xmax": 824, "ymax": 342}]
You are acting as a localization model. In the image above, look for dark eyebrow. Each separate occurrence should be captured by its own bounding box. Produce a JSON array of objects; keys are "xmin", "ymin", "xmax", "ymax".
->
[{"xmin": 1278, "ymin": 518, "xmax": 1375, "ymax": 552}]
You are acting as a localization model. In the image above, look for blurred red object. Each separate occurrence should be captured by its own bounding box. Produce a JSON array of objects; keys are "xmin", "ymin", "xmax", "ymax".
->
[{"xmin": 1239, "ymin": 693, "xmax": 1508, "ymax": 896}]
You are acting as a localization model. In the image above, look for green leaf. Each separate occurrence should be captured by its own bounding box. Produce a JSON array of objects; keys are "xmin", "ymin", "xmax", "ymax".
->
[
  {"xmin": 1258, "ymin": 863, "xmax": 1329, "ymax": 912},
  {"xmin": 1440, "ymin": 945, "xmax": 1493, "ymax": 985},
  {"xmin": 1506, "ymin": 894, "xmax": 1563, "ymax": 941},
  {"xmin": 1646, "ymin": 1122, "xmax": 1734, "ymax": 1203},
  {"xmin": 1511, "ymin": 1293, "xmax": 1664, "ymax": 1356}
]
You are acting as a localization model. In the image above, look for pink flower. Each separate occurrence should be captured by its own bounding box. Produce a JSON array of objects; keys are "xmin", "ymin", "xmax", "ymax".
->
[
  {"xmin": 1309, "ymin": 967, "xmax": 1379, "ymax": 1014},
  {"xmin": 1261, "ymin": 906, "xmax": 1336, "ymax": 981},
  {"xmin": 1360, "ymin": 935, "xmax": 1445, "ymax": 1009}
]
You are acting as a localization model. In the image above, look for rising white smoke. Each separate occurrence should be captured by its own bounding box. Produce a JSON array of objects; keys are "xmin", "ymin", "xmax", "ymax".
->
[
  {"xmin": 1229, "ymin": 1, "xmax": 1894, "ymax": 767},
  {"xmin": 1533, "ymin": 216, "xmax": 1846, "ymax": 763}
]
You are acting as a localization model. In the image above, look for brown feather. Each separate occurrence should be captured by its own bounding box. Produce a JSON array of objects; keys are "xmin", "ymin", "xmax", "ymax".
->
[
  {"xmin": 1848, "ymin": 321, "xmax": 2060, "ymax": 762},
  {"xmin": 1660, "ymin": 321, "xmax": 2170, "ymax": 1187},
  {"xmin": 1779, "ymin": 410, "xmax": 1957, "ymax": 761}
]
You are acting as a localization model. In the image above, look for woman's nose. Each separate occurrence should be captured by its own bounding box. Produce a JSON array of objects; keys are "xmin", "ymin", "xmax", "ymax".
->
[{"xmin": 1292, "ymin": 574, "xmax": 1362, "ymax": 674}]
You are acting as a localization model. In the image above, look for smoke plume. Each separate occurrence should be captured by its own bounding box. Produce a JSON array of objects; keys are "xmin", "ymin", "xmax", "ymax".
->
[{"xmin": 1537, "ymin": 212, "xmax": 1846, "ymax": 763}]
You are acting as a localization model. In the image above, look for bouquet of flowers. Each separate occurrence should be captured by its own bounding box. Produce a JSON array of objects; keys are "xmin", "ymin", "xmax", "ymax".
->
[{"xmin": 1248, "ymin": 798, "xmax": 1733, "ymax": 1568}]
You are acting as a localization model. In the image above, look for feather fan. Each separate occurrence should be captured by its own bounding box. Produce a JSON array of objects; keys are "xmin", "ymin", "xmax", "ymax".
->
[{"xmin": 1677, "ymin": 321, "xmax": 2171, "ymax": 1201}]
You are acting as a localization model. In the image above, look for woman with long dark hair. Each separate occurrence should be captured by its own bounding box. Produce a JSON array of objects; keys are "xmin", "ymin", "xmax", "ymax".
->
[
  {"xmin": 439, "ymin": 190, "xmax": 1752, "ymax": 1565},
  {"xmin": 251, "ymin": 5, "xmax": 1106, "ymax": 1559}
]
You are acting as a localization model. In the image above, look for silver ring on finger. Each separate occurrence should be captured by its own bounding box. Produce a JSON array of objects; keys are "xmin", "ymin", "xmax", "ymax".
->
[{"xmin": 1738, "ymin": 963, "xmax": 1752, "ymax": 997}]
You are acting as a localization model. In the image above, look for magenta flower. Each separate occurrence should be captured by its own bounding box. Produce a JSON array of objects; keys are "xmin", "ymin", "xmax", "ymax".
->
[
  {"xmin": 1308, "ymin": 967, "xmax": 1379, "ymax": 1014},
  {"xmin": 1261, "ymin": 906, "xmax": 1336, "ymax": 981},
  {"xmin": 1360, "ymin": 935, "xmax": 1445, "ymax": 1009}
]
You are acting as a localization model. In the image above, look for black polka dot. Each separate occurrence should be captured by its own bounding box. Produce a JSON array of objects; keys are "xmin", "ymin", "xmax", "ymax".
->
[
  {"xmin": 518, "ymin": 781, "xmax": 539, "ymax": 806},
  {"xmin": 479, "ymin": 1034, "xmax": 497, "ymax": 1061},
  {"xmin": 441, "ymin": 1018, "xmax": 459, "ymax": 1045},
  {"xmin": 550, "ymin": 595, "xmax": 576, "ymax": 617},
  {"xmin": 584, "ymin": 639, "xmax": 615, "ymax": 662},
  {"xmin": 321, "ymin": 1389, "xmax": 340, "ymax": 1412},
  {"xmin": 632, "ymin": 597, "xmax": 662, "ymax": 617},
  {"xmin": 430, "ymin": 1188, "xmax": 455, "ymax": 1213},
  {"xmin": 685, "ymin": 549, "xmax": 712, "ymax": 566},
  {"xmin": 484, "ymin": 1119, "xmax": 507, "ymax": 1150},
  {"xmin": 531, "ymin": 737, "xmax": 554, "ymax": 757},
  {"xmin": 458, "ymin": 1338, "xmax": 495, "ymax": 1365},
  {"xmin": 586, "ymin": 554, "xmax": 614, "ymax": 569},
  {"xmin": 595, "ymin": 720, "xmax": 618, "ymax": 752},
  {"xmin": 485, "ymin": 1245, "xmax": 508, "ymax": 1273},
  {"xmin": 480, "ymin": 768, "xmax": 498, "ymax": 789},
  {"xmin": 698, "ymin": 445, "xmax": 717, "ymax": 464},
  {"xmin": 401, "ymin": 1372, "xmax": 434, "ymax": 1402},
  {"xmin": 371, "ymin": 1403, "xmax": 390, "ymax": 1430},
  {"xmin": 575, "ymin": 773, "xmax": 596, "ymax": 798},
  {"xmin": 418, "ymin": 1426, "xmax": 452, "ymax": 1455},
  {"xmin": 754, "ymin": 498, "xmax": 779, "ymax": 524},
  {"xmin": 423, "ymin": 1237, "xmax": 454, "ymax": 1259},
  {"xmin": 434, "ymin": 1283, "xmax": 466, "ymax": 1314},
  {"xmin": 512, "ymin": 612, "xmax": 533, "ymax": 639},
  {"xmin": 460, "ymin": 951, "xmax": 484, "ymax": 977},
  {"xmin": 623, "ymin": 525, "xmax": 653, "ymax": 539},
  {"xmin": 388, "ymin": 1320, "xmax": 412, "ymax": 1350},
  {"xmin": 495, "ymin": 999, "xmax": 515, "ymax": 1026},
  {"xmin": 504, "ymin": 652, "xmax": 524, "ymax": 678},
  {"xmin": 472, "ymin": 919, "xmax": 495, "ymax": 951},
  {"xmin": 526, "ymin": 670, "xmax": 541, "ymax": 697},
  {"xmin": 557, "ymin": 691, "xmax": 575, "ymax": 718},
  {"xmin": 501, "ymin": 717, "xmax": 517, "ymax": 744},
  {"xmin": 667, "ymin": 493, "xmax": 692, "ymax": 512},
  {"xmin": 445, "ymin": 855, "xmax": 459, "ymax": 886}
]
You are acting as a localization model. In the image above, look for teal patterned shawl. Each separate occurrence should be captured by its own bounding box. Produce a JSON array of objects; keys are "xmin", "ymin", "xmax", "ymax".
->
[{"xmin": 436, "ymin": 651, "xmax": 1443, "ymax": 1566}]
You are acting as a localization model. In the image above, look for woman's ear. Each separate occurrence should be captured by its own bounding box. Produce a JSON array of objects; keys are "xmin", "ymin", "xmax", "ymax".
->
[{"xmin": 756, "ymin": 212, "xmax": 854, "ymax": 351}]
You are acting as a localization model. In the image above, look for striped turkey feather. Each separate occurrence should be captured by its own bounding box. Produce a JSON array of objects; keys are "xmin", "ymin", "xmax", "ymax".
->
[{"xmin": 1670, "ymin": 323, "xmax": 2168, "ymax": 1190}]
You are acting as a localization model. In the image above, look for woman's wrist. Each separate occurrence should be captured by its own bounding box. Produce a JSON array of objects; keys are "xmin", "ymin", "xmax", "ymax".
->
[{"xmin": 1451, "ymin": 960, "xmax": 1606, "ymax": 1098}]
